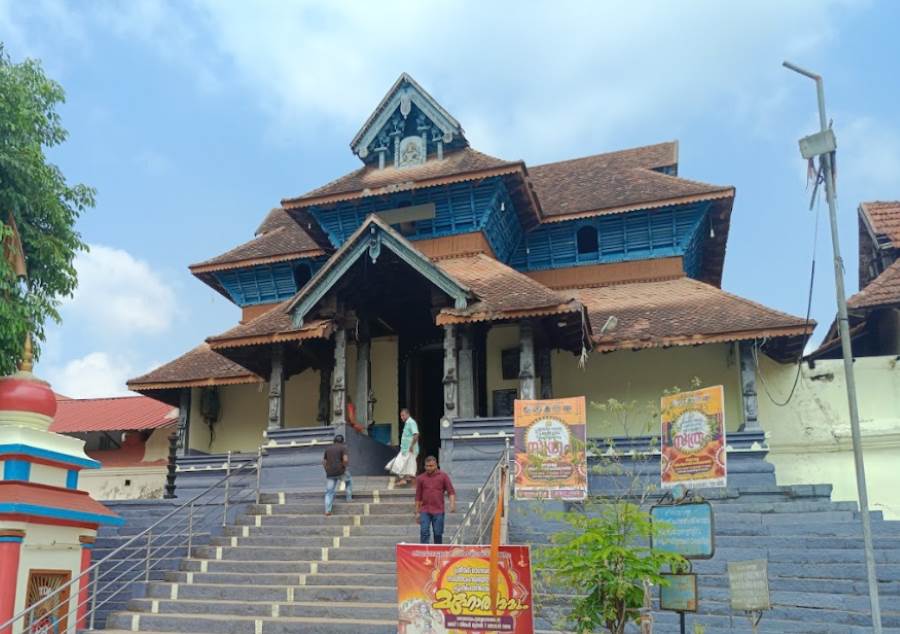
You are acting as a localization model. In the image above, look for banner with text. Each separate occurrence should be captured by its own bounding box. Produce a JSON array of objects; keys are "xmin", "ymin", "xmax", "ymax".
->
[
  {"xmin": 396, "ymin": 544, "xmax": 534, "ymax": 634},
  {"xmin": 513, "ymin": 397, "xmax": 587, "ymax": 501},
  {"xmin": 660, "ymin": 386, "xmax": 727, "ymax": 489}
]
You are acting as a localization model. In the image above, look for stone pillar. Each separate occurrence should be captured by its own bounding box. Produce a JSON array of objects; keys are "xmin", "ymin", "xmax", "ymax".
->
[
  {"xmin": 332, "ymin": 329, "xmax": 348, "ymax": 427},
  {"xmin": 77, "ymin": 536, "xmax": 95, "ymax": 629},
  {"xmin": 317, "ymin": 366, "xmax": 332, "ymax": 425},
  {"xmin": 355, "ymin": 321, "xmax": 370, "ymax": 427},
  {"xmin": 267, "ymin": 344, "xmax": 285, "ymax": 432},
  {"xmin": 442, "ymin": 324, "xmax": 458, "ymax": 419},
  {"xmin": 0, "ymin": 529, "xmax": 24, "ymax": 634},
  {"xmin": 518, "ymin": 321, "xmax": 536, "ymax": 400},
  {"xmin": 739, "ymin": 342, "xmax": 761, "ymax": 432},
  {"xmin": 177, "ymin": 388, "xmax": 191, "ymax": 457},
  {"xmin": 458, "ymin": 327, "xmax": 475, "ymax": 418},
  {"xmin": 538, "ymin": 345, "xmax": 553, "ymax": 400}
]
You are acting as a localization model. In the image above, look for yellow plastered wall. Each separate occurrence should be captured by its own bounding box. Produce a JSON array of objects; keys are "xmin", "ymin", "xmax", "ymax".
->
[
  {"xmin": 371, "ymin": 336, "xmax": 400, "ymax": 443},
  {"xmin": 485, "ymin": 325, "xmax": 528, "ymax": 414},
  {"xmin": 143, "ymin": 426, "xmax": 175, "ymax": 462},
  {"xmin": 284, "ymin": 368, "xmax": 321, "ymax": 427},
  {"xmin": 759, "ymin": 353, "xmax": 900, "ymax": 519},
  {"xmin": 188, "ymin": 383, "xmax": 267, "ymax": 454}
]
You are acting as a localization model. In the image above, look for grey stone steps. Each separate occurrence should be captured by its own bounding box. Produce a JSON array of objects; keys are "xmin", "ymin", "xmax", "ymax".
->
[
  {"xmin": 179, "ymin": 558, "xmax": 396, "ymax": 575},
  {"xmin": 145, "ymin": 581, "xmax": 396, "ymax": 603},
  {"xmin": 210, "ymin": 535, "xmax": 421, "ymax": 548},
  {"xmin": 714, "ymin": 519, "xmax": 900, "ymax": 537},
  {"xmin": 248, "ymin": 501, "xmax": 423, "ymax": 515},
  {"xmin": 224, "ymin": 524, "xmax": 427, "ymax": 538},
  {"xmin": 259, "ymin": 490, "xmax": 414, "ymax": 503},
  {"xmin": 128, "ymin": 598, "xmax": 397, "ymax": 620},
  {"xmin": 106, "ymin": 612, "xmax": 396, "ymax": 634},
  {"xmin": 233, "ymin": 513, "xmax": 462, "ymax": 527},
  {"xmin": 164, "ymin": 570, "xmax": 396, "ymax": 586}
]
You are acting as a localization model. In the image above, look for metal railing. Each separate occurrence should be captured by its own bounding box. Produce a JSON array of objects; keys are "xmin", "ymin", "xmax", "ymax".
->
[
  {"xmin": 0, "ymin": 446, "xmax": 263, "ymax": 634},
  {"xmin": 450, "ymin": 440, "xmax": 511, "ymax": 545}
]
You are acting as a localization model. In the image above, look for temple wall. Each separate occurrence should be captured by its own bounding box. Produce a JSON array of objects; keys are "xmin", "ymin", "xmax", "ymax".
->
[
  {"xmin": 759, "ymin": 353, "xmax": 900, "ymax": 519},
  {"xmin": 284, "ymin": 368, "xmax": 320, "ymax": 427},
  {"xmin": 79, "ymin": 466, "xmax": 166, "ymax": 500},
  {"xmin": 188, "ymin": 383, "xmax": 267, "ymax": 454},
  {"xmin": 550, "ymin": 343, "xmax": 744, "ymax": 437},
  {"xmin": 371, "ymin": 336, "xmax": 399, "ymax": 442}
]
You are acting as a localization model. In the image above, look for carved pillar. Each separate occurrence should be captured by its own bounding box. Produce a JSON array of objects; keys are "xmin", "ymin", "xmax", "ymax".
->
[
  {"xmin": 739, "ymin": 342, "xmax": 761, "ymax": 431},
  {"xmin": 519, "ymin": 321, "xmax": 536, "ymax": 400},
  {"xmin": 538, "ymin": 344, "xmax": 553, "ymax": 400},
  {"xmin": 442, "ymin": 324, "xmax": 458, "ymax": 420},
  {"xmin": 317, "ymin": 365, "xmax": 332, "ymax": 424},
  {"xmin": 458, "ymin": 327, "xmax": 475, "ymax": 418},
  {"xmin": 267, "ymin": 344, "xmax": 285, "ymax": 432},
  {"xmin": 177, "ymin": 388, "xmax": 191, "ymax": 457},
  {"xmin": 332, "ymin": 329, "xmax": 347, "ymax": 427},
  {"xmin": 355, "ymin": 321, "xmax": 371, "ymax": 427}
]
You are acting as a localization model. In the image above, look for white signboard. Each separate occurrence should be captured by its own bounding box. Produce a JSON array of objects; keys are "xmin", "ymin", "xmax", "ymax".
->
[{"xmin": 728, "ymin": 560, "xmax": 770, "ymax": 611}]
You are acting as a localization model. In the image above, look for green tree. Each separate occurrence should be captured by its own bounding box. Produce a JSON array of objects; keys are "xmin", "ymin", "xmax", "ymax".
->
[{"xmin": 0, "ymin": 45, "xmax": 93, "ymax": 375}]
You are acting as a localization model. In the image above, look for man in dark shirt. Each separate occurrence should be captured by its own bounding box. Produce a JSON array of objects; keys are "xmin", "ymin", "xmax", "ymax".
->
[
  {"xmin": 323, "ymin": 434, "xmax": 352, "ymax": 516},
  {"xmin": 415, "ymin": 455, "xmax": 456, "ymax": 544}
]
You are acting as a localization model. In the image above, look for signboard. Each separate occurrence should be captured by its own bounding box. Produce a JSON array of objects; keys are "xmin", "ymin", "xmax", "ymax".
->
[
  {"xmin": 397, "ymin": 544, "xmax": 534, "ymax": 633},
  {"xmin": 659, "ymin": 573, "xmax": 698, "ymax": 612},
  {"xmin": 661, "ymin": 386, "xmax": 727, "ymax": 489},
  {"xmin": 650, "ymin": 502, "xmax": 715, "ymax": 559},
  {"xmin": 728, "ymin": 560, "xmax": 771, "ymax": 611},
  {"xmin": 513, "ymin": 397, "xmax": 587, "ymax": 501}
]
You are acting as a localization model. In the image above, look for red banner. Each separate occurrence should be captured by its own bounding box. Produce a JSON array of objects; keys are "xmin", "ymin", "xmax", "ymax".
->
[{"xmin": 396, "ymin": 544, "xmax": 534, "ymax": 633}]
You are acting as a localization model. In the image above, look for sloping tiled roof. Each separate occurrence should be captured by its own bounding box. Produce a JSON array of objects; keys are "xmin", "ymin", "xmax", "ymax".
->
[
  {"xmin": 435, "ymin": 253, "xmax": 582, "ymax": 324},
  {"xmin": 206, "ymin": 301, "xmax": 333, "ymax": 349},
  {"xmin": 848, "ymin": 259, "xmax": 900, "ymax": 310},
  {"xmin": 575, "ymin": 277, "xmax": 812, "ymax": 360},
  {"xmin": 529, "ymin": 142, "xmax": 734, "ymax": 220},
  {"xmin": 0, "ymin": 481, "xmax": 122, "ymax": 525},
  {"xmin": 860, "ymin": 201, "xmax": 900, "ymax": 248},
  {"xmin": 128, "ymin": 344, "xmax": 261, "ymax": 391},
  {"xmin": 282, "ymin": 148, "xmax": 522, "ymax": 208},
  {"xmin": 190, "ymin": 209, "xmax": 325, "ymax": 274},
  {"xmin": 50, "ymin": 395, "xmax": 177, "ymax": 434}
]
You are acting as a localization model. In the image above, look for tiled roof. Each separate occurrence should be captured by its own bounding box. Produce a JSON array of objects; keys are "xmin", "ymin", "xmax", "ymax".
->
[
  {"xmin": 282, "ymin": 148, "xmax": 522, "ymax": 208},
  {"xmin": 860, "ymin": 201, "xmax": 900, "ymax": 248},
  {"xmin": 848, "ymin": 259, "xmax": 900, "ymax": 310},
  {"xmin": 435, "ymin": 253, "xmax": 582, "ymax": 324},
  {"xmin": 575, "ymin": 277, "xmax": 812, "ymax": 359},
  {"xmin": 529, "ymin": 142, "xmax": 734, "ymax": 220},
  {"xmin": 190, "ymin": 209, "xmax": 325, "ymax": 274},
  {"xmin": 0, "ymin": 481, "xmax": 122, "ymax": 525},
  {"xmin": 127, "ymin": 344, "xmax": 261, "ymax": 390},
  {"xmin": 207, "ymin": 301, "xmax": 333, "ymax": 349},
  {"xmin": 50, "ymin": 395, "xmax": 177, "ymax": 434}
]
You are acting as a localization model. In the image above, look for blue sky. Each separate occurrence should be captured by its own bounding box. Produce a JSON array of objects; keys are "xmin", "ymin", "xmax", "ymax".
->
[{"xmin": 3, "ymin": 1, "xmax": 900, "ymax": 397}]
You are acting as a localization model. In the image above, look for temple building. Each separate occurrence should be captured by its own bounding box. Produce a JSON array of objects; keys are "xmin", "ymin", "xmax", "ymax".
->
[{"xmin": 127, "ymin": 74, "xmax": 812, "ymax": 471}]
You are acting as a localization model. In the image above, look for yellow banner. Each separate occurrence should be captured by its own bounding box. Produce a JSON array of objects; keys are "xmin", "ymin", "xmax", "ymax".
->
[{"xmin": 660, "ymin": 386, "xmax": 727, "ymax": 489}]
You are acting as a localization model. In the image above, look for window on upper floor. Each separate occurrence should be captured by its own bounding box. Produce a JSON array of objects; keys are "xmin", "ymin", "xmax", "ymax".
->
[{"xmin": 576, "ymin": 226, "xmax": 599, "ymax": 257}]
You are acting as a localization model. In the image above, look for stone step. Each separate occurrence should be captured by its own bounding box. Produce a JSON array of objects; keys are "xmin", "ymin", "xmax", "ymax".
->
[
  {"xmin": 164, "ymin": 570, "xmax": 396, "ymax": 587},
  {"xmin": 105, "ymin": 612, "xmax": 396, "ymax": 634},
  {"xmin": 248, "ymin": 501, "xmax": 443, "ymax": 516},
  {"xmin": 128, "ymin": 597, "xmax": 398, "ymax": 621},
  {"xmin": 715, "ymin": 519, "xmax": 900, "ymax": 537},
  {"xmin": 210, "ymin": 535, "xmax": 422, "ymax": 549},
  {"xmin": 258, "ymin": 490, "xmax": 414, "ymax": 504},
  {"xmin": 688, "ymin": 559, "xmax": 900, "ymax": 579},
  {"xmin": 191, "ymin": 545, "xmax": 324, "ymax": 561},
  {"xmin": 223, "ymin": 523, "xmax": 428, "ymax": 538},
  {"xmin": 145, "ymin": 581, "xmax": 396, "ymax": 603},
  {"xmin": 179, "ymin": 558, "xmax": 396, "ymax": 575}
]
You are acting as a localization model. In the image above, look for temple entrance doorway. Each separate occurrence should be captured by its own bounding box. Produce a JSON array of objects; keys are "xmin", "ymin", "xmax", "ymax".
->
[{"xmin": 403, "ymin": 343, "xmax": 443, "ymax": 469}]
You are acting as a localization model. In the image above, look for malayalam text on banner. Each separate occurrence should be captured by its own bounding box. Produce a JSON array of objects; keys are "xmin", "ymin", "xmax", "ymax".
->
[
  {"xmin": 513, "ymin": 397, "xmax": 587, "ymax": 501},
  {"xmin": 396, "ymin": 544, "xmax": 534, "ymax": 634},
  {"xmin": 660, "ymin": 386, "xmax": 727, "ymax": 489}
]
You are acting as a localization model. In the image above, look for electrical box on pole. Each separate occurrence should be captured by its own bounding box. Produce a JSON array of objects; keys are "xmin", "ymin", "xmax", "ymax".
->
[{"xmin": 798, "ymin": 129, "xmax": 837, "ymax": 159}]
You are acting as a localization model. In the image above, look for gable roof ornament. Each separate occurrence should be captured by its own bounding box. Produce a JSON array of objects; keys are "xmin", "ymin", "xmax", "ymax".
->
[{"xmin": 350, "ymin": 73, "xmax": 467, "ymax": 164}]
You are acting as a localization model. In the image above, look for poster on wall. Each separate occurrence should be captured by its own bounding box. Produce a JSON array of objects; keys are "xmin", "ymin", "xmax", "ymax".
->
[
  {"xmin": 660, "ymin": 385, "xmax": 727, "ymax": 489},
  {"xmin": 396, "ymin": 544, "xmax": 534, "ymax": 633},
  {"xmin": 513, "ymin": 397, "xmax": 587, "ymax": 501}
]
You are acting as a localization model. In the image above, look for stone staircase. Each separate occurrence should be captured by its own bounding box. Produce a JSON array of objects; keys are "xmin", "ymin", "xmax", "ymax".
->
[{"xmin": 97, "ymin": 480, "xmax": 461, "ymax": 634}]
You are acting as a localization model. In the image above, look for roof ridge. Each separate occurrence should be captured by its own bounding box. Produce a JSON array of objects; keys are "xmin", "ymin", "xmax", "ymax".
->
[
  {"xmin": 56, "ymin": 395, "xmax": 150, "ymax": 402},
  {"xmin": 529, "ymin": 141, "xmax": 678, "ymax": 171}
]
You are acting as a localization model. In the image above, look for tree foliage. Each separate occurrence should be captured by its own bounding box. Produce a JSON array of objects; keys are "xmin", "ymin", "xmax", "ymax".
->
[{"xmin": 0, "ymin": 44, "xmax": 93, "ymax": 375}]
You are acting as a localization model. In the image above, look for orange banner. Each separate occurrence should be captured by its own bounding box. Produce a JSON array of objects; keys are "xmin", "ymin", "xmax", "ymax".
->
[
  {"xmin": 660, "ymin": 386, "xmax": 727, "ymax": 489},
  {"xmin": 513, "ymin": 397, "xmax": 587, "ymax": 501},
  {"xmin": 396, "ymin": 544, "xmax": 534, "ymax": 634}
]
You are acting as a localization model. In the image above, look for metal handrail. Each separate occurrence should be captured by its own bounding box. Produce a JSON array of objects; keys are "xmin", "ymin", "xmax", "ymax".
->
[
  {"xmin": 450, "ymin": 440, "xmax": 510, "ymax": 545},
  {"xmin": 0, "ymin": 447, "xmax": 263, "ymax": 634}
]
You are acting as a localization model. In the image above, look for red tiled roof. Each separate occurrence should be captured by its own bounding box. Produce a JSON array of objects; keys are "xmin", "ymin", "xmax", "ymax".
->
[
  {"xmin": 848, "ymin": 259, "xmax": 900, "ymax": 310},
  {"xmin": 190, "ymin": 209, "xmax": 326, "ymax": 274},
  {"xmin": 435, "ymin": 253, "xmax": 581, "ymax": 324},
  {"xmin": 128, "ymin": 344, "xmax": 262, "ymax": 390},
  {"xmin": 575, "ymin": 277, "xmax": 812, "ymax": 359},
  {"xmin": 206, "ymin": 301, "xmax": 333, "ymax": 349},
  {"xmin": 50, "ymin": 395, "xmax": 177, "ymax": 434},
  {"xmin": 860, "ymin": 201, "xmax": 900, "ymax": 248},
  {"xmin": 282, "ymin": 148, "xmax": 522, "ymax": 208},
  {"xmin": 529, "ymin": 142, "xmax": 734, "ymax": 220},
  {"xmin": 0, "ymin": 481, "xmax": 120, "ymax": 524}
]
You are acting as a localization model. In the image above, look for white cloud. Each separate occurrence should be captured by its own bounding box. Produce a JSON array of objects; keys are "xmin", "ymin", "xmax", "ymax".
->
[
  {"xmin": 836, "ymin": 115, "xmax": 900, "ymax": 199},
  {"xmin": 46, "ymin": 352, "xmax": 135, "ymax": 398},
  {"xmin": 65, "ymin": 244, "xmax": 178, "ymax": 336}
]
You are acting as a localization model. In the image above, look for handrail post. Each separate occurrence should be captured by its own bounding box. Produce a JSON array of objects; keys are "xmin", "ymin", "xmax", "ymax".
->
[
  {"xmin": 144, "ymin": 529, "xmax": 152, "ymax": 582},
  {"xmin": 223, "ymin": 451, "xmax": 232, "ymax": 527},
  {"xmin": 187, "ymin": 502, "xmax": 195, "ymax": 556},
  {"xmin": 255, "ymin": 445, "xmax": 263, "ymax": 505},
  {"xmin": 88, "ymin": 566, "xmax": 98, "ymax": 630}
]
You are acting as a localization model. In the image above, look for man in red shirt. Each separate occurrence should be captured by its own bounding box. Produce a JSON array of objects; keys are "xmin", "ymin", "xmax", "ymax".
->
[{"xmin": 415, "ymin": 456, "xmax": 456, "ymax": 544}]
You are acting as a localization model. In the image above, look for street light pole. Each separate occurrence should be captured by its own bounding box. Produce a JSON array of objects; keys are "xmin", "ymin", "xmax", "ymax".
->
[{"xmin": 783, "ymin": 60, "xmax": 882, "ymax": 633}]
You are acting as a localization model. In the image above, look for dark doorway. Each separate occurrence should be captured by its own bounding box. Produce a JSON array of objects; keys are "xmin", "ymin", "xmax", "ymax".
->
[{"xmin": 402, "ymin": 344, "xmax": 444, "ymax": 471}]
